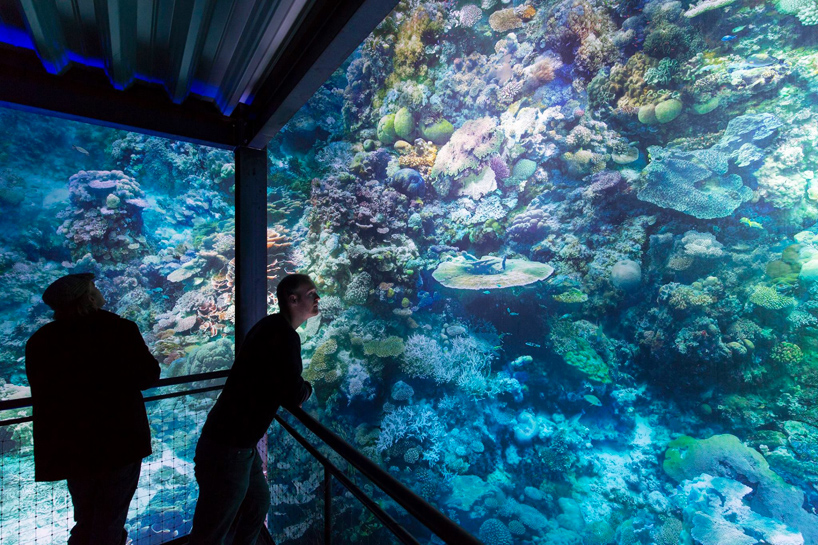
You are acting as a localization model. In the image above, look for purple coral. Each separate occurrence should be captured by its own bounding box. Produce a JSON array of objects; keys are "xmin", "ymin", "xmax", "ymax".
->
[
  {"xmin": 489, "ymin": 156, "xmax": 510, "ymax": 180},
  {"xmin": 508, "ymin": 209, "xmax": 549, "ymax": 243},
  {"xmin": 584, "ymin": 170, "xmax": 623, "ymax": 196}
]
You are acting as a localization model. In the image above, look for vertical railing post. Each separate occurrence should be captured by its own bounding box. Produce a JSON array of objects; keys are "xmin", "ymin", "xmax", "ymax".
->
[
  {"xmin": 324, "ymin": 466, "xmax": 332, "ymax": 544},
  {"xmin": 233, "ymin": 146, "xmax": 268, "ymax": 352},
  {"xmin": 235, "ymin": 147, "xmax": 270, "ymax": 527}
]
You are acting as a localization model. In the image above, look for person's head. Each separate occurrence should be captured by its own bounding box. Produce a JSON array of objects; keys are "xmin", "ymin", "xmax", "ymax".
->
[
  {"xmin": 42, "ymin": 273, "xmax": 106, "ymax": 320},
  {"xmin": 276, "ymin": 274, "xmax": 319, "ymax": 328}
]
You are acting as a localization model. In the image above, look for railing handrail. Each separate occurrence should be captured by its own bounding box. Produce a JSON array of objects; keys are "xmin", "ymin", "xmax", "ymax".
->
[
  {"xmin": 0, "ymin": 370, "xmax": 483, "ymax": 544},
  {"xmin": 0, "ymin": 369, "xmax": 231, "ymax": 412},
  {"xmin": 283, "ymin": 406, "xmax": 483, "ymax": 545}
]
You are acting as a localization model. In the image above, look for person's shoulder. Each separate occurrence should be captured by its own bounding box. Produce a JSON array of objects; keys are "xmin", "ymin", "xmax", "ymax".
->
[
  {"xmin": 256, "ymin": 313, "xmax": 289, "ymax": 329},
  {"xmin": 27, "ymin": 321, "xmax": 58, "ymax": 345},
  {"xmin": 94, "ymin": 310, "xmax": 141, "ymax": 331}
]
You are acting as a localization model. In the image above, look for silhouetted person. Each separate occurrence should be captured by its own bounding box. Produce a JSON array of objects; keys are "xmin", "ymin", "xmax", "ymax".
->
[
  {"xmin": 25, "ymin": 273, "xmax": 160, "ymax": 545},
  {"xmin": 189, "ymin": 274, "xmax": 317, "ymax": 545}
]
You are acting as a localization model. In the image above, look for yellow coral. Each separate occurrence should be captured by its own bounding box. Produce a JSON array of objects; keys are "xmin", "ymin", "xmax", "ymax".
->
[
  {"xmin": 517, "ymin": 5, "xmax": 536, "ymax": 20},
  {"xmin": 398, "ymin": 141, "xmax": 437, "ymax": 176},
  {"xmin": 305, "ymin": 338, "xmax": 341, "ymax": 383}
]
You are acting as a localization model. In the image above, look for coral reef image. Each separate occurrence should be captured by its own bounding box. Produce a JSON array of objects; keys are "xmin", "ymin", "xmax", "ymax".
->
[
  {"xmin": 0, "ymin": 108, "xmax": 235, "ymax": 543},
  {"xmin": 263, "ymin": 0, "xmax": 818, "ymax": 543}
]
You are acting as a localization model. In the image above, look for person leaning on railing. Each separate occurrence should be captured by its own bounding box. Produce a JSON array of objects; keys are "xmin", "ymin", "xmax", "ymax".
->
[
  {"xmin": 188, "ymin": 273, "xmax": 316, "ymax": 545},
  {"xmin": 25, "ymin": 273, "xmax": 160, "ymax": 545}
]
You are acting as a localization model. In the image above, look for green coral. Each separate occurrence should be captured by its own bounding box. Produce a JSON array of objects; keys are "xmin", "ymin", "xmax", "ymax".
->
[
  {"xmin": 654, "ymin": 98, "xmax": 683, "ymax": 123},
  {"xmin": 363, "ymin": 336, "xmax": 405, "ymax": 357},
  {"xmin": 553, "ymin": 289, "xmax": 588, "ymax": 303},
  {"xmin": 419, "ymin": 118, "xmax": 454, "ymax": 145},
  {"xmin": 749, "ymin": 285, "xmax": 796, "ymax": 310},
  {"xmin": 512, "ymin": 158, "xmax": 537, "ymax": 180},
  {"xmin": 394, "ymin": 107, "xmax": 415, "ymax": 140},
  {"xmin": 770, "ymin": 342, "xmax": 804, "ymax": 365},
  {"xmin": 562, "ymin": 338, "xmax": 612, "ymax": 383},
  {"xmin": 377, "ymin": 114, "xmax": 398, "ymax": 145}
]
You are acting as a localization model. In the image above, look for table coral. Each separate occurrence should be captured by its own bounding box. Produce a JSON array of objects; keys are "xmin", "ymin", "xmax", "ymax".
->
[
  {"xmin": 432, "ymin": 256, "xmax": 554, "ymax": 289},
  {"xmin": 637, "ymin": 147, "xmax": 752, "ymax": 219}
]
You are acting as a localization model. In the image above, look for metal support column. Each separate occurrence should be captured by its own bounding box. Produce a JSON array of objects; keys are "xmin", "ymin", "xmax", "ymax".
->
[{"xmin": 234, "ymin": 146, "xmax": 268, "ymax": 352}]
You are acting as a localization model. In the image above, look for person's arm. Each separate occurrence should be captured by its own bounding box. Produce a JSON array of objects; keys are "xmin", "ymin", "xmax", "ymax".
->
[
  {"xmin": 121, "ymin": 320, "xmax": 160, "ymax": 390},
  {"xmin": 277, "ymin": 332, "xmax": 312, "ymax": 409}
]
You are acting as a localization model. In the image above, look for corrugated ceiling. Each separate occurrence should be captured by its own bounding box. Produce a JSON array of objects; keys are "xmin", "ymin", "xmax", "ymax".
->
[{"xmin": 0, "ymin": 0, "xmax": 313, "ymax": 116}]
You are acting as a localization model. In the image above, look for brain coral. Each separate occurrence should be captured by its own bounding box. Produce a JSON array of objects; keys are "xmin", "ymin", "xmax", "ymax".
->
[
  {"xmin": 637, "ymin": 147, "xmax": 751, "ymax": 219},
  {"xmin": 479, "ymin": 518, "xmax": 513, "ymax": 545},
  {"xmin": 429, "ymin": 117, "xmax": 503, "ymax": 196}
]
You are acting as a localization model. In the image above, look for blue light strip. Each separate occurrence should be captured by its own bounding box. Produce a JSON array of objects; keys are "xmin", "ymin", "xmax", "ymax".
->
[
  {"xmin": 0, "ymin": 22, "xmax": 35, "ymax": 50},
  {"xmin": 0, "ymin": 22, "xmax": 232, "ymax": 110}
]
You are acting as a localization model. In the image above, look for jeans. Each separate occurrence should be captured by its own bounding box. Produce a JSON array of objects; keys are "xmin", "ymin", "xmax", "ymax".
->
[
  {"xmin": 66, "ymin": 461, "xmax": 141, "ymax": 545},
  {"xmin": 188, "ymin": 437, "xmax": 270, "ymax": 545}
]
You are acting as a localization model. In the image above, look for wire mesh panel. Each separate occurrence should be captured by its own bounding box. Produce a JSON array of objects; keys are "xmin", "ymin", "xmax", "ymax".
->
[
  {"xmin": 266, "ymin": 421, "xmax": 324, "ymax": 544},
  {"xmin": 0, "ymin": 388, "xmax": 217, "ymax": 545},
  {"xmin": 0, "ymin": 414, "xmax": 72, "ymax": 545},
  {"xmin": 270, "ymin": 412, "xmax": 419, "ymax": 545},
  {"xmin": 127, "ymin": 391, "xmax": 216, "ymax": 544}
]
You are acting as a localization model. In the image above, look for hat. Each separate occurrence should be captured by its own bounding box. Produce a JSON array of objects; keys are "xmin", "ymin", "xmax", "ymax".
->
[{"xmin": 42, "ymin": 273, "xmax": 95, "ymax": 310}]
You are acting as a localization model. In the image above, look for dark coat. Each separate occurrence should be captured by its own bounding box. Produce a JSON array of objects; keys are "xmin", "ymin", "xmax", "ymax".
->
[
  {"xmin": 25, "ymin": 309, "xmax": 160, "ymax": 481},
  {"xmin": 200, "ymin": 313, "xmax": 312, "ymax": 448}
]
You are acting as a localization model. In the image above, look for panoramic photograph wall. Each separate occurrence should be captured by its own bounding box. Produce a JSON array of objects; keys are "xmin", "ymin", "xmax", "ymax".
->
[
  {"xmin": 266, "ymin": 0, "xmax": 818, "ymax": 543},
  {"xmin": 0, "ymin": 108, "xmax": 235, "ymax": 543}
]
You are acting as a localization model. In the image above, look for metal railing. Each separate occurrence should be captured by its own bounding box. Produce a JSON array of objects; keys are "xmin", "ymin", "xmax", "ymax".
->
[{"xmin": 0, "ymin": 370, "xmax": 481, "ymax": 545}]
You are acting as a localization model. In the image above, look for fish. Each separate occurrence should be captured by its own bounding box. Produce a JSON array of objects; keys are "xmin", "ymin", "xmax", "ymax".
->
[
  {"xmin": 525, "ymin": 342, "xmax": 541, "ymax": 348},
  {"xmin": 740, "ymin": 217, "xmax": 764, "ymax": 230},
  {"xmin": 482, "ymin": 290, "xmax": 491, "ymax": 294},
  {"xmin": 731, "ymin": 25, "xmax": 746, "ymax": 33},
  {"xmin": 584, "ymin": 394, "xmax": 602, "ymax": 407},
  {"xmin": 721, "ymin": 35, "xmax": 737, "ymax": 42},
  {"xmin": 745, "ymin": 54, "xmax": 779, "ymax": 68},
  {"xmin": 72, "ymin": 145, "xmax": 90, "ymax": 155},
  {"xmin": 507, "ymin": 308, "xmax": 519, "ymax": 316}
]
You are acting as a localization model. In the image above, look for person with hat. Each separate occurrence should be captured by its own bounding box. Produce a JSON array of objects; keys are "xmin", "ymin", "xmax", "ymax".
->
[{"xmin": 25, "ymin": 272, "xmax": 160, "ymax": 545}]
